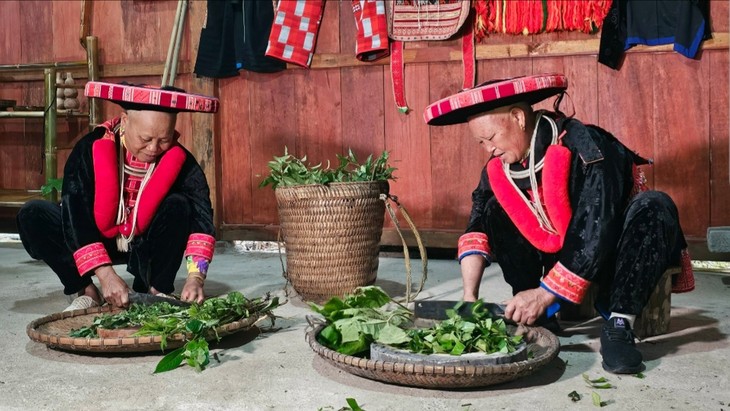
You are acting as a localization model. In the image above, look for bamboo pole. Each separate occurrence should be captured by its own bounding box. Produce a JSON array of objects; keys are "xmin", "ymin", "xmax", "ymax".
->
[
  {"xmin": 0, "ymin": 61, "xmax": 86, "ymax": 72},
  {"xmin": 79, "ymin": 0, "xmax": 91, "ymax": 49},
  {"xmin": 0, "ymin": 112, "xmax": 45, "ymax": 118},
  {"xmin": 44, "ymin": 68, "xmax": 58, "ymax": 203},
  {"xmin": 168, "ymin": 0, "xmax": 188, "ymax": 86},
  {"xmin": 162, "ymin": 0, "xmax": 184, "ymax": 86},
  {"xmin": 86, "ymin": 35, "xmax": 100, "ymax": 129}
]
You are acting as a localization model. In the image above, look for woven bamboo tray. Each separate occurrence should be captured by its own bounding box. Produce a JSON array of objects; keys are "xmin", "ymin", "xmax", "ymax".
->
[
  {"xmin": 27, "ymin": 305, "xmax": 263, "ymax": 353},
  {"xmin": 306, "ymin": 324, "xmax": 560, "ymax": 389}
]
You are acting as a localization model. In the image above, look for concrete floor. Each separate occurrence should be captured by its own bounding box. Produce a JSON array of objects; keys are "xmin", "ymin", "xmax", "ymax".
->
[{"xmin": 0, "ymin": 239, "xmax": 729, "ymax": 411}]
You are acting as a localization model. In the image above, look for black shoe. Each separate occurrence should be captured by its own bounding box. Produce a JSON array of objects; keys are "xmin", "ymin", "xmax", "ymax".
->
[{"xmin": 600, "ymin": 317, "xmax": 645, "ymax": 374}]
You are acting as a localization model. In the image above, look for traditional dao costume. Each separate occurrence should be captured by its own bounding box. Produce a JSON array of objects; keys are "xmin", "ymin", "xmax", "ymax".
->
[
  {"xmin": 17, "ymin": 82, "xmax": 219, "ymax": 297},
  {"xmin": 424, "ymin": 73, "xmax": 694, "ymax": 322}
]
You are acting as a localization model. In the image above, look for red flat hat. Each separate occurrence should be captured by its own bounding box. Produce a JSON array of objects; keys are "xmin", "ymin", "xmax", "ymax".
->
[
  {"xmin": 424, "ymin": 73, "xmax": 568, "ymax": 126},
  {"xmin": 84, "ymin": 81, "xmax": 219, "ymax": 113}
]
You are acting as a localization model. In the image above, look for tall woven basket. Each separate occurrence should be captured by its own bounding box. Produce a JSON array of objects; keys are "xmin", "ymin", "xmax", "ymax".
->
[{"xmin": 275, "ymin": 181, "xmax": 389, "ymax": 302}]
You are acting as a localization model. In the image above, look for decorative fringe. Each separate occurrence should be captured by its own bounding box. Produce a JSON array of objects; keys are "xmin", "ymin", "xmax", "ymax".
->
[
  {"xmin": 474, "ymin": 0, "xmax": 612, "ymax": 42},
  {"xmin": 116, "ymin": 235, "xmax": 130, "ymax": 252}
]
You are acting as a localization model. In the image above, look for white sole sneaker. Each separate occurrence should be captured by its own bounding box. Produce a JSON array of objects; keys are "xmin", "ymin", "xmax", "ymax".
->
[{"xmin": 63, "ymin": 295, "xmax": 100, "ymax": 312}]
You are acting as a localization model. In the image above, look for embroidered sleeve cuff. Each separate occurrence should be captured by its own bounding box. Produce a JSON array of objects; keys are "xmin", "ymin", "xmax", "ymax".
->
[
  {"xmin": 540, "ymin": 261, "xmax": 590, "ymax": 304},
  {"xmin": 184, "ymin": 233, "xmax": 215, "ymax": 262},
  {"xmin": 186, "ymin": 255, "xmax": 210, "ymax": 278},
  {"xmin": 458, "ymin": 232, "xmax": 493, "ymax": 263},
  {"xmin": 73, "ymin": 242, "xmax": 112, "ymax": 277}
]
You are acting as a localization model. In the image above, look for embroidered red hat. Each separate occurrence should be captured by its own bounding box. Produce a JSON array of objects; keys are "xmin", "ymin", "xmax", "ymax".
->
[
  {"xmin": 84, "ymin": 81, "xmax": 219, "ymax": 113},
  {"xmin": 424, "ymin": 73, "xmax": 568, "ymax": 126}
]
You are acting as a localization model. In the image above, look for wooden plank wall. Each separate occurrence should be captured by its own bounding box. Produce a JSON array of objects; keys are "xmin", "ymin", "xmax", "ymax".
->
[
  {"xmin": 0, "ymin": 0, "xmax": 728, "ymax": 247},
  {"xmin": 218, "ymin": 0, "xmax": 730, "ymax": 243}
]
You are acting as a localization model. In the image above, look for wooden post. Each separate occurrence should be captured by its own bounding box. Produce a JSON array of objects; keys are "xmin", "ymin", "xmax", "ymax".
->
[{"xmin": 188, "ymin": 0, "xmax": 220, "ymax": 230}]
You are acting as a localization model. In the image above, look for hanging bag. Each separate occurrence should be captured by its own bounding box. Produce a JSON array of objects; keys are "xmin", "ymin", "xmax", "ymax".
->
[{"xmin": 385, "ymin": 0, "xmax": 475, "ymax": 113}]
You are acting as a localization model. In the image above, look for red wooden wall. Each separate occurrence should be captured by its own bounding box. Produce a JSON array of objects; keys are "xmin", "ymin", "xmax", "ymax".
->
[
  {"xmin": 216, "ymin": 1, "xmax": 730, "ymax": 244},
  {"xmin": 0, "ymin": 0, "xmax": 728, "ymax": 249}
]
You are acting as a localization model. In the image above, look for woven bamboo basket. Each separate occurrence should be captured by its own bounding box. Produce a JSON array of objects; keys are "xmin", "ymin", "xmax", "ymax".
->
[
  {"xmin": 26, "ymin": 305, "xmax": 263, "ymax": 353},
  {"xmin": 275, "ymin": 181, "xmax": 389, "ymax": 302},
  {"xmin": 306, "ymin": 323, "xmax": 560, "ymax": 389}
]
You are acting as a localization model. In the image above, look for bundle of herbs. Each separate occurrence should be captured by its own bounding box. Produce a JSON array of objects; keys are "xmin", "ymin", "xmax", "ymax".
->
[
  {"xmin": 309, "ymin": 286, "xmax": 523, "ymax": 358},
  {"xmin": 259, "ymin": 148, "xmax": 396, "ymax": 189},
  {"xmin": 69, "ymin": 292, "xmax": 279, "ymax": 373}
]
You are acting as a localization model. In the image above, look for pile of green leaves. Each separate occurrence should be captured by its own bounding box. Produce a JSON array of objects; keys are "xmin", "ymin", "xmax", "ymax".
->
[
  {"xmin": 69, "ymin": 292, "xmax": 279, "ymax": 373},
  {"xmin": 309, "ymin": 286, "xmax": 412, "ymax": 357},
  {"xmin": 396, "ymin": 300, "xmax": 524, "ymax": 356},
  {"xmin": 310, "ymin": 287, "xmax": 524, "ymax": 358},
  {"xmin": 259, "ymin": 148, "xmax": 397, "ymax": 189}
]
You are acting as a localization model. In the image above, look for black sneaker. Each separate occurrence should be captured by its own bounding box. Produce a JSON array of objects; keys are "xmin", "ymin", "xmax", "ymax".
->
[{"xmin": 600, "ymin": 317, "xmax": 645, "ymax": 374}]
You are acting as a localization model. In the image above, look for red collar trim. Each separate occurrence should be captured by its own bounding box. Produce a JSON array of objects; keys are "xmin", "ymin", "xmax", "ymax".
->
[
  {"xmin": 487, "ymin": 145, "xmax": 573, "ymax": 253},
  {"xmin": 92, "ymin": 135, "xmax": 186, "ymax": 238}
]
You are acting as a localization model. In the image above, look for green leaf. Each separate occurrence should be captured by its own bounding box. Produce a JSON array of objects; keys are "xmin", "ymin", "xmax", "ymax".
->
[
  {"xmin": 591, "ymin": 391, "xmax": 604, "ymax": 407},
  {"xmin": 40, "ymin": 177, "xmax": 63, "ymax": 196},
  {"xmin": 317, "ymin": 324, "xmax": 341, "ymax": 348},
  {"xmin": 376, "ymin": 324, "xmax": 410, "ymax": 345},
  {"xmin": 634, "ymin": 372, "xmax": 645, "ymax": 379},
  {"xmin": 154, "ymin": 346, "xmax": 185, "ymax": 373},
  {"xmin": 186, "ymin": 319, "xmax": 204, "ymax": 334},
  {"xmin": 568, "ymin": 391, "xmax": 581, "ymax": 402},
  {"xmin": 583, "ymin": 373, "xmax": 613, "ymax": 388},
  {"xmin": 345, "ymin": 398, "xmax": 364, "ymax": 411}
]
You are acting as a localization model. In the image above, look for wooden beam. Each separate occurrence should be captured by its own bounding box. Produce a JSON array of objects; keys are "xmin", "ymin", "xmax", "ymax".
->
[
  {"xmin": 299, "ymin": 32, "xmax": 729, "ymax": 69},
  {"xmin": 1, "ymin": 33, "xmax": 726, "ymax": 81},
  {"xmin": 0, "ymin": 61, "xmax": 192, "ymax": 82}
]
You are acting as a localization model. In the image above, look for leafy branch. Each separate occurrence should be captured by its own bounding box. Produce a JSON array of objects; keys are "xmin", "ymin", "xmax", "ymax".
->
[
  {"xmin": 310, "ymin": 286, "xmax": 524, "ymax": 358},
  {"xmin": 258, "ymin": 147, "xmax": 397, "ymax": 189},
  {"xmin": 41, "ymin": 177, "xmax": 63, "ymax": 197},
  {"xmin": 69, "ymin": 292, "xmax": 280, "ymax": 373}
]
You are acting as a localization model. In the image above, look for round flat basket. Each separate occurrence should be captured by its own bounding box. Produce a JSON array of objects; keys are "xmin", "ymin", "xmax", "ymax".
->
[
  {"xmin": 306, "ymin": 324, "xmax": 560, "ymax": 389},
  {"xmin": 27, "ymin": 305, "xmax": 263, "ymax": 353}
]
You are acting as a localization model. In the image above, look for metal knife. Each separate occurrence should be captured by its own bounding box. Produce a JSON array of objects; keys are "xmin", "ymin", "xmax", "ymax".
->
[
  {"xmin": 414, "ymin": 300, "xmax": 560, "ymax": 322},
  {"xmin": 127, "ymin": 291, "xmax": 192, "ymax": 308}
]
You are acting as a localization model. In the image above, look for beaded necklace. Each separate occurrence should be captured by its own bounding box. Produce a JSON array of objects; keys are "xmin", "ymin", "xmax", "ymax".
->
[
  {"xmin": 115, "ymin": 132, "xmax": 156, "ymax": 252},
  {"xmin": 502, "ymin": 112, "xmax": 559, "ymax": 235}
]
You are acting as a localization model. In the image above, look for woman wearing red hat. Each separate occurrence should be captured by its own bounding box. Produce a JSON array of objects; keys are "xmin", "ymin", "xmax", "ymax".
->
[
  {"xmin": 16, "ymin": 82, "xmax": 219, "ymax": 310},
  {"xmin": 425, "ymin": 73, "xmax": 694, "ymax": 374}
]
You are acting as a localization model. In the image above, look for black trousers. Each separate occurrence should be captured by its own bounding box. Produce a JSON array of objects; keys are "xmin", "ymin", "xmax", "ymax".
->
[
  {"xmin": 482, "ymin": 191, "xmax": 684, "ymax": 315},
  {"xmin": 16, "ymin": 194, "xmax": 191, "ymax": 295}
]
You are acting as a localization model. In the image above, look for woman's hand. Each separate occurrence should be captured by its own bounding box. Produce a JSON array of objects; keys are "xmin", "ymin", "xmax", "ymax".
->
[
  {"xmin": 94, "ymin": 265, "xmax": 130, "ymax": 308},
  {"xmin": 504, "ymin": 287, "xmax": 557, "ymax": 325},
  {"xmin": 181, "ymin": 276, "xmax": 205, "ymax": 304}
]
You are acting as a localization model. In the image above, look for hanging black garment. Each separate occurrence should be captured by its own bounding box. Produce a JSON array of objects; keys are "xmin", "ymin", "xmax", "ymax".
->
[
  {"xmin": 599, "ymin": 0, "xmax": 712, "ymax": 70},
  {"xmin": 194, "ymin": 0, "xmax": 286, "ymax": 78}
]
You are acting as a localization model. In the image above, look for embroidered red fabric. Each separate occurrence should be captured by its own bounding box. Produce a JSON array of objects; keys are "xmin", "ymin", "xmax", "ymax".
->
[
  {"xmin": 84, "ymin": 82, "xmax": 219, "ymax": 113},
  {"xmin": 457, "ymin": 232, "xmax": 492, "ymax": 261},
  {"xmin": 185, "ymin": 233, "xmax": 216, "ymax": 262},
  {"xmin": 73, "ymin": 242, "xmax": 112, "ymax": 276},
  {"xmin": 541, "ymin": 261, "xmax": 590, "ymax": 304}
]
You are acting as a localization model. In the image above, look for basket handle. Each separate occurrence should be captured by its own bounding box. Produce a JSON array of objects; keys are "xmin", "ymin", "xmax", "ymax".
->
[
  {"xmin": 380, "ymin": 193, "xmax": 428, "ymax": 303},
  {"xmin": 276, "ymin": 228, "xmax": 293, "ymax": 298}
]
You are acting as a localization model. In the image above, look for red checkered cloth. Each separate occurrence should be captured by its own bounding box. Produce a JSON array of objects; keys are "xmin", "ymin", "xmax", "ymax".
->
[
  {"xmin": 85, "ymin": 82, "xmax": 219, "ymax": 113},
  {"xmin": 266, "ymin": 0, "xmax": 325, "ymax": 68},
  {"xmin": 352, "ymin": 0, "xmax": 389, "ymax": 62}
]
